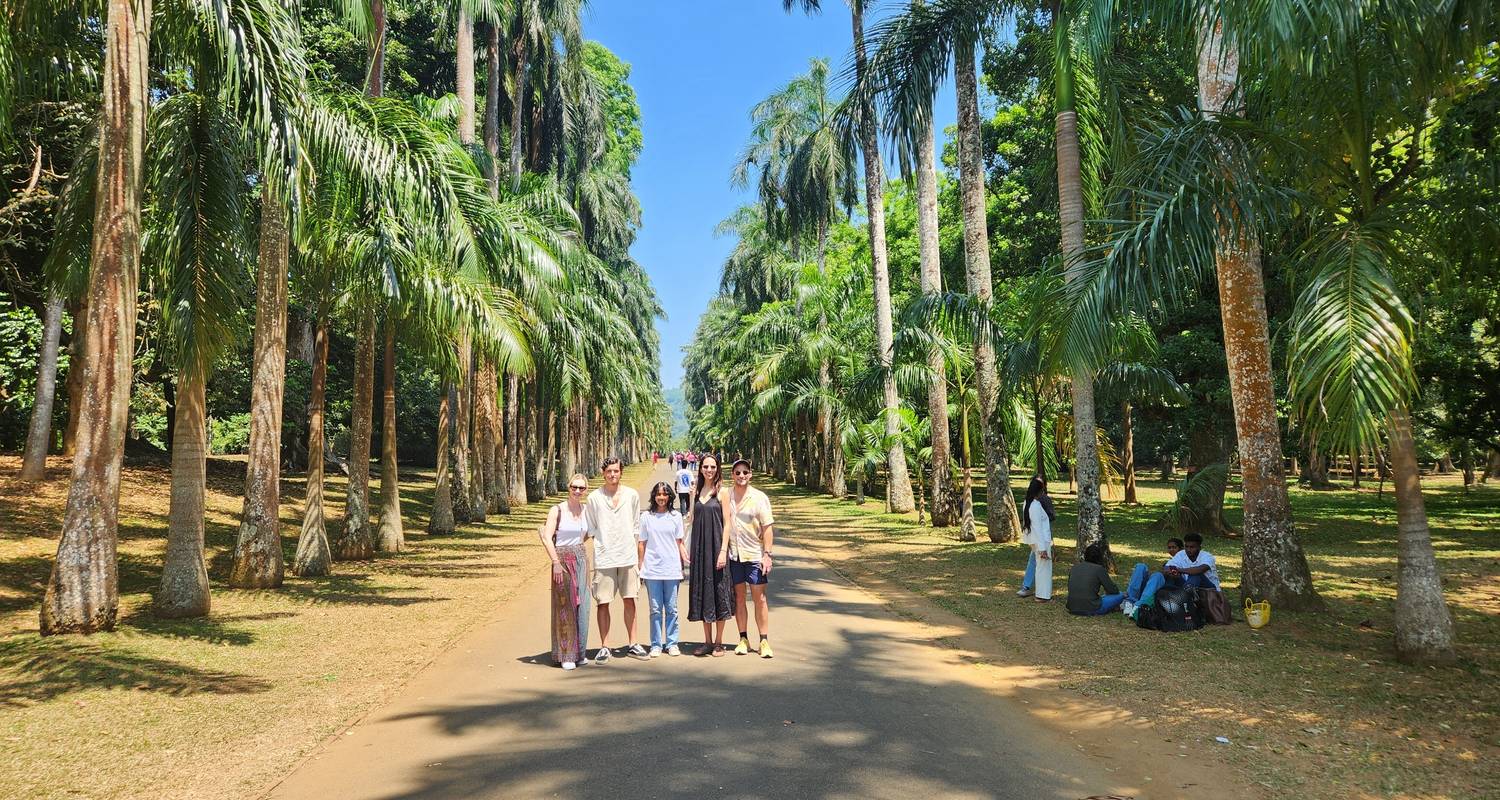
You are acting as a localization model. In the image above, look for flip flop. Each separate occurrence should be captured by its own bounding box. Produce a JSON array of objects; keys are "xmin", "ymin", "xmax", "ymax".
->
[{"xmin": 711, "ymin": 644, "xmax": 727, "ymax": 657}]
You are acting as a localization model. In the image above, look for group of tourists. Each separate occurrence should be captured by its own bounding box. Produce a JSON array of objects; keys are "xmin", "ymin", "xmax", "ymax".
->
[
  {"xmin": 1014, "ymin": 476, "xmax": 1226, "ymax": 624},
  {"xmin": 538, "ymin": 454, "xmax": 777, "ymax": 670}
]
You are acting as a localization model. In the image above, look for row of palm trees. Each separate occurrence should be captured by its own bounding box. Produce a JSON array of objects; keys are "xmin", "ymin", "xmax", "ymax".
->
[
  {"xmin": 685, "ymin": 0, "xmax": 1490, "ymax": 664},
  {"xmin": 7, "ymin": 0, "xmax": 666, "ymax": 634}
]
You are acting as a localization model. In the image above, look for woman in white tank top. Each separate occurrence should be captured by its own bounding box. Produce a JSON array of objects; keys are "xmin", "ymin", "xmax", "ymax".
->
[{"xmin": 539, "ymin": 473, "xmax": 593, "ymax": 669}]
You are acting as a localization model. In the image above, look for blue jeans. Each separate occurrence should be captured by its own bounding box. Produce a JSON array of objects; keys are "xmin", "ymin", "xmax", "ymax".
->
[
  {"xmin": 1181, "ymin": 572, "xmax": 1215, "ymax": 590},
  {"xmin": 1022, "ymin": 550, "xmax": 1036, "ymax": 590},
  {"xmin": 1127, "ymin": 563, "xmax": 1166, "ymax": 606},
  {"xmin": 1094, "ymin": 593, "xmax": 1126, "ymax": 615},
  {"xmin": 645, "ymin": 579, "xmax": 680, "ymax": 649}
]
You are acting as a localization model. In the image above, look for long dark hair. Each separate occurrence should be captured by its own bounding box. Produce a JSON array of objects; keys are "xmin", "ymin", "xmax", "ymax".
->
[
  {"xmin": 648, "ymin": 482, "xmax": 675, "ymax": 513},
  {"xmin": 695, "ymin": 453, "xmax": 722, "ymax": 501},
  {"xmin": 1021, "ymin": 476, "xmax": 1051, "ymax": 531}
]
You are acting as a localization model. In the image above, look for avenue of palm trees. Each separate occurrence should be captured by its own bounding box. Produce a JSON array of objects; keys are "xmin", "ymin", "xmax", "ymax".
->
[
  {"xmin": 684, "ymin": 0, "xmax": 1496, "ymax": 665},
  {"xmin": 4, "ymin": 1, "xmax": 666, "ymax": 634}
]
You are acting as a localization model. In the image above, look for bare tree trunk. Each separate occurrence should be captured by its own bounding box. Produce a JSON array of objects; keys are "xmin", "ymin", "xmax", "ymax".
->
[
  {"xmin": 917, "ymin": 115, "xmax": 954, "ymax": 527},
  {"xmin": 335, "ymin": 310, "xmax": 375, "ymax": 560},
  {"xmin": 1351, "ymin": 448, "xmax": 1362, "ymax": 489},
  {"xmin": 230, "ymin": 186, "xmax": 289, "ymax": 589},
  {"xmin": 20, "ymin": 292, "xmax": 65, "ymax": 481},
  {"xmin": 62, "ymin": 299, "xmax": 87, "ymax": 457},
  {"xmin": 40, "ymin": 0, "xmax": 150, "ymax": 635},
  {"xmin": 155, "ymin": 363, "xmax": 210, "ymax": 617},
  {"xmin": 851, "ymin": 4, "xmax": 914, "ymax": 513},
  {"xmin": 294, "ymin": 323, "xmax": 332, "ymax": 577},
  {"xmin": 956, "ymin": 36, "xmax": 1020, "ymax": 543},
  {"xmin": 1122, "ymin": 400, "xmax": 1138, "ymax": 505},
  {"xmin": 958, "ymin": 401, "xmax": 977, "ymax": 542},
  {"xmin": 376, "ymin": 321, "xmax": 404, "ymax": 551},
  {"xmin": 1199, "ymin": 18, "xmax": 1319, "ymax": 609},
  {"xmin": 509, "ymin": 24, "xmax": 528, "ymax": 192},
  {"xmin": 829, "ymin": 408, "xmax": 847, "ymax": 499},
  {"xmin": 526, "ymin": 378, "xmax": 544, "ymax": 501},
  {"xmin": 1388, "ymin": 407, "xmax": 1456, "ymax": 663},
  {"xmin": 489, "ymin": 366, "xmax": 510, "ymax": 513},
  {"xmin": 1482, "ymin": 448, "xmax": 1500, "ymax": 484},
  {"xmin": 473, "ymin": 359, "xmax": 493, "ymax": 519},
  {"xmin": 429, "ymin": 386, "xmax": 455, "ymax": 535},
  {"xmin": 506, "ymin": 373, "xmax": 525, "ymax": 504},
  {"xmin": 452, "ymin": 343, "xmax": 473, "ymax": 522}
]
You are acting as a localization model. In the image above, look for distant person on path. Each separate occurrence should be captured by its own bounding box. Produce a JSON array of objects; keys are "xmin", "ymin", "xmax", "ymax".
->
[
  {"xmin": 675, "ymin": 460, "xmax": 694, "ymax": 514},
  {"xmin": 638, "ymin": 482, "xmax": 688, "ymax": 658},
  {"xmin": 1067, "ymin": 543, "xmax": 1125, "ymax": 616},
  {"xmin": 1165, "ymin": 533, "xmax": 1221, "ymax": 591},
  {"xmin": 718, "ymin": 458, "xmax": 776, "ymax": 658},
  {"xmin": 687, "ymin": 454, "xmax": 733, "ymax": 656},
  {"xmin": 1017, "ymin": 477, "xmax": 1055, "ymax": 602},
  {"xmin": 585, "ymin": 457, "xmax": 647, "ymax": 663},
  {"xmin": 538, "ymin": 473, "xmax": 593, "ymax": 670}
]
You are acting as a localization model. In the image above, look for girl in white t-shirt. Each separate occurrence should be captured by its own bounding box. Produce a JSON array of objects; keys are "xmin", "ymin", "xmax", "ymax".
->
[{"xmin": 638, "ymin": 482, "xmax": 689, "ymax": 657}]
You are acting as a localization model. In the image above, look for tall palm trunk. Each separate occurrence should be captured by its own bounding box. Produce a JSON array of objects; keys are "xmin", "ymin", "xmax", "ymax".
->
[
  {"xmin": 509, "ymin": 22, "xmax": 528, "ymax": 192},
  {"xmin": 429, "ymin": 387, "xmax": 456, "ymax": 535},
  {"xmin": 506, "ymin": 373, "xmax": 525, "ymax": 504},
  {"xmin": 294, "ymin": 323, "xmax": 332, "ymax": 577},
  {"xmin": 1389, "ymin": 413, "xmax": 1456, "ymax": 662},
  {"xmin": 1052, "ymin": 5, "xmax": 1104, "ymax": 560},
  {"xmin": 850, "ymin": 3, "xmax": 914, "ymax": 513},
  {"xmin": 19, "ymin": 292, "xmax": 65, "ymax": 481},
  {"xmin": 230, "ymin": 186, "xmax": 289, "ymax": 588},
  {"xmin": 1121, "ymin": 399, "xmax": 1137, "ymax": 505},
  {"xmin": 376, "ymin": 320, "xmax": 404, "ymax": 551},
  {"xmin": 1198, "ymin": 16, "xmax": 1319, "ymax": 608},
  {"xmin": 335, "ymin": 310, "xmax": 376, "ymax": 559},
  {"xmin": 473, "ymin": 359, "xmax": 493, "ymax": 519},
  {"xmin": 61, "ymin": 299, "xmax": 87, "ymax": 457},
  {"xmin": 155, "ymin": 362, "xmax": 210, "ymax": 617},
  {"xmin": 40, "ymin": 0, "xmax": 150, "ymax": 634},
  {"xmin": 956, "ymin": 35, "xmax": 1019, "ymax": 542},
  {"xmin": 452, "ymin": 346, "xmax": 473, "ymax": 522},
  {"xmin": 916, "ymin": 118, "xmax": 954, "ymax": 529}
]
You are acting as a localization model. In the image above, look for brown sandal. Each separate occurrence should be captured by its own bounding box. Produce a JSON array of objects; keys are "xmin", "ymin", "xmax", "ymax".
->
[
  {"xmin": 711, "ymin": 644, "xmax": 728, "ymax": 657},
  {"xmin": 693, "ymin": 644, "xmax": 713, "ymax": 657}
]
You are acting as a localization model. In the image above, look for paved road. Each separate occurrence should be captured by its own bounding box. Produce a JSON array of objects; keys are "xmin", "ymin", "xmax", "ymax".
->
[{"xmin": 267, "ymin": 465, "xmax": 1141, "ymax": 800}]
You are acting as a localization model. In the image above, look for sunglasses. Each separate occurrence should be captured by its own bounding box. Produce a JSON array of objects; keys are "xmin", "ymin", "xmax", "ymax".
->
[
  {"xmin": 733, "ymin": 470, "xmax": 751, "ymax": 477},
  {"xmin": 569, "ymin": 484, "xmax": 587, "ymax": 491}
]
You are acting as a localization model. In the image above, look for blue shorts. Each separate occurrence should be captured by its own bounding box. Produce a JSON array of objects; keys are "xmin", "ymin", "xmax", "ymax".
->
[{"xmin": 728, "ymin": 559, "xmax": 768, "ymax": 586}]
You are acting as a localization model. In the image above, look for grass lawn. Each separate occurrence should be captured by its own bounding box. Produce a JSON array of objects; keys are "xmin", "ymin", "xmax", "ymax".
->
[
  {"xmin": 769, "ymin": 471, "xmax": 1499, "ymax": 799},
  {"xmin": 0, "ymin": 455, "xmax": 645, "ymax": 800}
]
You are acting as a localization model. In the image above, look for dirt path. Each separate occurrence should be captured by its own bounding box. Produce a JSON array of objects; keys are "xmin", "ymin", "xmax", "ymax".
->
[{"xmin": 265, "ymin": 465, "xmax": 1261, "ymax": 799}]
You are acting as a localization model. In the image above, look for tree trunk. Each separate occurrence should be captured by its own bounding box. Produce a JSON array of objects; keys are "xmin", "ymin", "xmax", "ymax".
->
[
  {"xmin": 956, "ymin": 36, "xmax": 1020, "ymax": 543},
  {"xmin": 850, "ymin": 4, "xmax": 914, "ymax": 514},
  {"xmin": 452, "ymin": 345, "xmax": 473, "ymax": 522},
  {"xmin": 1198, "ymin": 17, "xmax": 1320, "ymax": 609},
  {"xmin": 473, "ymin": 359, "xmax": 494, "ymax": 518},
  {"xmin": 376, "ymin": 321, "xmax": 404, "ymax": 551},
  {"xmin": 429, "ymin": 385, "xmax": 455, "ymax": 535},
  {"xmin": 1388, "ymin": 407, "xmax": 1456, "ymax": 663},
  {"xmin": 1300, "ymin": 445, "xmax": 1333, "ymax": 488},
  {"xmin": 509, "ymin": 25, "xmax": 528, "ymax": 192},
  {"xmin": 293, "ymin": 323, "xmax": 332, "ymax": 577},
  {"xmin": 155, "ymin": 362, "xmax": 210, "ymax": 617},
  {"xmin": 506, "ymin": 373, "xmax": 525, "ymax": 504},
  {"xmin": 1053, "ymin": 6, "xmax": 1105, "ymax": 562},
  {"xmin": 1482, "ymin": 448, "xmax": 1500, "ymax": 484},
  {"xmin": 829, "ymin": 407, "xmax": 847, "ymax": 498},
  {"xmin": 958, "ymin": 401, "xmax": 977, "ymax": 542},
  {"xmin": 489, "ymin": 367, "xmax": 510, "ymax": 513},
  {"xmin": 1351, "ymin": 448, "xmax": 1361, "ymax": 489},
  {"xmin": 1122, "ymin": 400, "xmax": 1137, "ymax": 505},
  {"xmin": 486, "ymin": 24, "xmax": 502, "ymax": 195},
  {"xmin": 1033, "ymin": 387, "xmax": 1047, "ymax": 481},
  {"xmin": 20, "ymin": 292, "xmax": 65, "ymax": 481},
  {"xmin": 917, "ymin": 116, "xmax": 954, "ymax": 527},
  {"xmin": 62, "ymin": 299, "xmax": 87, "ymax": 457},
  {"xmin": 230, "ymin": 186, "xmax": 289, "ymax": 589},
  {"xmin": 40, "ymin": 0, "xmax": 150, "ymax": 635},
  {"xmin": 335, "ymin": 309, "xmax": 375, "ymax": 560},
  {"xmin": 526, "ymin": 378, "xmax": 544, "ymax": 501}
]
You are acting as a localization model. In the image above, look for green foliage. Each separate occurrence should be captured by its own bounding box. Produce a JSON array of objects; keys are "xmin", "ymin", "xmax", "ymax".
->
[{"xmin": 209, "ymin": 413, "xmax": 254, "ymax": 455}]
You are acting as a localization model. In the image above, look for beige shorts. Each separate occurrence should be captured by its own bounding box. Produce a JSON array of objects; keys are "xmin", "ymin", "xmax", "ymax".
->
[{"xmin": 592, "ymin": 564, "xmax": 640, "ymax": 601}]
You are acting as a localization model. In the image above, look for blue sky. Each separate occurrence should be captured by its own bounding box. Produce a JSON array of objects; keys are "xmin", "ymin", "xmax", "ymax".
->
[{"xmin": 585, "ymin": 2, "xmax": 957, "ymax": 390}]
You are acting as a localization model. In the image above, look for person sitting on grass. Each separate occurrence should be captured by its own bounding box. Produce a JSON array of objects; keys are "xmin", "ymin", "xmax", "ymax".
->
[
  {"xmin": 1165, "ymin": 533, "xmax": 1221, "ymax": 591},
  {"xmin": 1124, "ymin": 537, "xmax": 1185, "ymax": 613},
  {"xmin": 1066, "ymin": 544, "xmax": 1124, "ymax": 616}
]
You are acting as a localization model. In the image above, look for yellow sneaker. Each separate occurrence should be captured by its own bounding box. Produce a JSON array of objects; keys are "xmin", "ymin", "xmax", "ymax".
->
[
  {"xmin": 759, "ymin": 639, "xmax": 774, "ymax": 659},
  {"xmin": 734, "ymin": 637, "xmax": 749, "ymax": 656}
]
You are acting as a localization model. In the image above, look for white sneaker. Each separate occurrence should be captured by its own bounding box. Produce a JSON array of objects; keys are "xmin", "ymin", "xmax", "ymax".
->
[
  {"xmin": 1121, "ymin": 600, "xmax": 1137, "ymax": 616},
  {"xmin": 666, "ymin": 645, "xmax": 681, "ymax": 656},
  {"xmin": 561, "ymin": 661, "xmax": 576, "ymax": 671},
  {"xmin": 1016, "ymin": 588, "xmax": 1034, "ymax": 598},
  {"xmin": 648, "ymin": 645, "xmax": 662, "ymax": 659}
]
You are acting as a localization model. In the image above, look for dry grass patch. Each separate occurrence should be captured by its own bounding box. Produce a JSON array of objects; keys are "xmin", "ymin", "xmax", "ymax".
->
[
  {"xmin": 772, "ymin": 474, "xmax": 1499, "ymax": 800},
  {"xmin": 0, "ymin": 455, "xmax": 645, "ymax": 800}
]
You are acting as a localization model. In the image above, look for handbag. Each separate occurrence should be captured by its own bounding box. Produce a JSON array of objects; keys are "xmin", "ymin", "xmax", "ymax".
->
[
  {"xmin": 1244, "ymin": 597, "xmax": 1271, "ymax": 629},
  {"xmin": 1197, "ymin": 588, "xmax": 1232, "ymax": 625}
]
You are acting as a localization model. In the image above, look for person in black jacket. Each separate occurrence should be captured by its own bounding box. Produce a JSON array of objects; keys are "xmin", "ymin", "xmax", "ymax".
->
[{"xmin": 1066, "ymin": 544, "xmax": 1125, "ymax": 616}]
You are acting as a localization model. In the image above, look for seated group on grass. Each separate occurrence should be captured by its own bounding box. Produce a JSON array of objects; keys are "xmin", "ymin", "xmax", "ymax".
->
[{"xmin": 1065, "ymin": 533, "xmax": 1223, "ymax": 617}]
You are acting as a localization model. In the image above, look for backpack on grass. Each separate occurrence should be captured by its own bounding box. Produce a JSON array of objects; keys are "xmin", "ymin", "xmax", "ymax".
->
[{"xmin": 1135, "ymin": 586, "xmax": 1206, "ymax": 632}]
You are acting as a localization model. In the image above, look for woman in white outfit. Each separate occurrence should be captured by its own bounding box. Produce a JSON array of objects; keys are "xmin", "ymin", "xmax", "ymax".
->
[{"xmin": 1017, "ymin": 476, "xmax": 1054, "ymax": 602}]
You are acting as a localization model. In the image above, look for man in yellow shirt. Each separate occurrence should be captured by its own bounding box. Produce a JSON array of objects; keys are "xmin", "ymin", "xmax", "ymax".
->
[{"xmin": 715, "ymin": 458, "xmax": 775, "ymax": 658}]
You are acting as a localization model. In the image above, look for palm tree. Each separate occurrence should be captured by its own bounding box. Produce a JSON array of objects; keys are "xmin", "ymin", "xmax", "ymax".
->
[{"xmin": 783, "ymin": 0, "xmax": 916, "ymax": 513}]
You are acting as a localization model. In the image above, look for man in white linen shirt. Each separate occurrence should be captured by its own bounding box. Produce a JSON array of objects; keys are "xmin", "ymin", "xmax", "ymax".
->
[{"xmin": 585, "ymin": 457, "xmax": 646, "ymax": 663}]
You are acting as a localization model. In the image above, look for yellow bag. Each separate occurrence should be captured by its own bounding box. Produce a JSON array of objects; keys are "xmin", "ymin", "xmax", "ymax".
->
[{"xmin": 1244, "ymin": 598, "xmax": 1271, "ymax": 629}]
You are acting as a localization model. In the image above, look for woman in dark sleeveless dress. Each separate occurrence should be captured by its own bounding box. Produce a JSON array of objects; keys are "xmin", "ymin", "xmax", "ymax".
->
[{"xmin": 687, "ymin": 454, "xmax": 733, "ymax": 656}]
